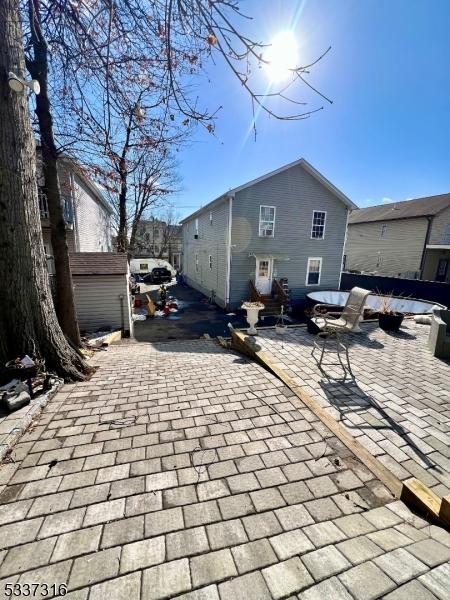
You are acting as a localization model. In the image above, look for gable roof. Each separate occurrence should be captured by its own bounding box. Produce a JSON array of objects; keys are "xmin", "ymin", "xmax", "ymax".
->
[
  {"xmin": 180, "ymin": 158, "xmax": 357, "ymax": 223},
  {"xmin": 70, "ymin": 253, "xmax": 128, "ymax": 276},
  {"xmin": 349, "ymin": 193, "xmax": 450, "ymax": 225},
  {"xmin": 61, "ymin": 158, "xmax": 113, "ymax": 216}
]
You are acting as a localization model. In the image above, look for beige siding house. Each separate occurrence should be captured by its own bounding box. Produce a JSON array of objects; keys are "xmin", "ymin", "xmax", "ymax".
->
[{"xmin": 345, "ymin": 194, "xmax": 450, "ymax": 282}]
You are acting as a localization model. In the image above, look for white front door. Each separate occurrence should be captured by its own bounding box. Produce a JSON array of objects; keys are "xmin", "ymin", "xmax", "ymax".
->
[{"xmin": 255, "ymin": 258, "xmax": 272, "ymax": 294}]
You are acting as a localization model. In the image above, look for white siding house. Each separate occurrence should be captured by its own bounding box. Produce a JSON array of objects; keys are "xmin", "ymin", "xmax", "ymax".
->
[
  {"xmin": 70, "ymin": 253, "xmax": 132, "ymax": 336},
  {"xmin": 40, "ymin": 157, "xmax": 113, "ymax": 259}
]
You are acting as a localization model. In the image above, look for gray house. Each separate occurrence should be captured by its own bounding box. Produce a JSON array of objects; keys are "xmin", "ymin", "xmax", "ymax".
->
[{"xmin": 181, "ymin": 158, "xmax": 356, "ymax": 311}]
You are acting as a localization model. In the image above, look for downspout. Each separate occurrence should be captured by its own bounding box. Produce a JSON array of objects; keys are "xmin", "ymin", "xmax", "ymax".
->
[
  {"xmin": 225, "ymin": 194, "xmax": 234, "ymax": 308},
  {"xmin": 338, "ymin": 209, "xmax": 350, "ymax": 290},
  {"xmin": 419, "ymin": 216, "xmax": 433, "ymax": 279}
]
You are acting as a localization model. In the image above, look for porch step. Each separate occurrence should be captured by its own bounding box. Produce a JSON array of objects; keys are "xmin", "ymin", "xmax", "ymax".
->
[{"xmin": 261, "ymin": 299, "xmax": 282, "ymax": 315}]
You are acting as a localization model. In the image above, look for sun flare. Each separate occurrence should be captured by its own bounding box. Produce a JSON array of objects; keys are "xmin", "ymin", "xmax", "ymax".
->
[{"xmin": 264, "ymin": 31, "xmax": 298, "ymax": 82}]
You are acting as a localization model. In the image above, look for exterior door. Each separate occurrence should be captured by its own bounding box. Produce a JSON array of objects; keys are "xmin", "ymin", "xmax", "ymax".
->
[
  {"xmin": 255, "ymin": 258, "xmax": 272, "ymax": 294},
  {"xmin": 435, "ymin": 259, "xmax": 448, "ymax": 282}
]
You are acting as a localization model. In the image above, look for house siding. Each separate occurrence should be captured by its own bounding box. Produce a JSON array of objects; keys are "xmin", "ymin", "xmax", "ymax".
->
[
  {"xmin": 182, "ymin": 199, "xmax": 230, "ymax": 307},
  {"xmin": 73, "ymin": 274, "xmax": 132, "ymax": 334},
  {"xmin": 428, "ymin": 206, "xmax": 450, "ymax": 245},
  {"xmin": 345, "ymin": 217, "xmax": 428, "ymax": 277},
  {"xmin": 72, "ymin": 173, "xmax": 112, "ymax": 252},
  {"xmin": 229, "ymin": 164, "xmax": 348, "ymax": 308}
]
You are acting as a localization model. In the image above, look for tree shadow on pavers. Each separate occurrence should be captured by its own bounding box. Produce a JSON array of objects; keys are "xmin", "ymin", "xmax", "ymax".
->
[{"xmin": 318, "ymin": 378, "xmax": 442, "ymax": 473}]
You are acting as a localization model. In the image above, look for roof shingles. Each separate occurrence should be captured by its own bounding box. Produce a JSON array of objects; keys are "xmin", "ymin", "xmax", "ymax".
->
[
  {"xmin": 70, "ymin": 253, "xmax": 128, "ymax": 276},
  {"xmin": 349, "ymin": 194, "xmax": 450, "ymax": 224}
]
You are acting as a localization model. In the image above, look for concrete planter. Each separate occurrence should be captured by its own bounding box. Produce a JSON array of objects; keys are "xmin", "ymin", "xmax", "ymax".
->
[{"xmin": 241, "ymin": 302, "xmax": 265, "ymax": 335}]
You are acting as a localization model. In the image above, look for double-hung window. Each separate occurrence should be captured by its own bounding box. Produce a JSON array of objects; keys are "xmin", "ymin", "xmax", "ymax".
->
[
  {"xmin": 306, "ymin": 258, "xmax": 322, "ymax": 285},
  {"xmin": 195, "ymin": 253, "xmax": 199, "ymax": 272},
  {"xmin": 209, "ymin": 255, "xmax": 213, "ymax": 270},
  {"xmin": 380, "ymin": 224, "xmax": 387, "ymax": 238},
  {"xmin": 259, "ymin": 206, "xmax": 276, "ymax": 237},
  {"xmin": 311, "ymin": 211, "xmax": 326, "ymax": 239}
]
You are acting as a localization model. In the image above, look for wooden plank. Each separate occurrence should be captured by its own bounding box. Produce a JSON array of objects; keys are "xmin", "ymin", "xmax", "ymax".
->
[
  {"xmin": 439, "ymin": 495, "xmax": 450, "ymax": 526},
  {"xmin": 102, "ymin": 330, "xmax": 122, "ymax": 346},
  {"xmin": 401, "ymin": 478, "xmax": 443, "ymax": 522}
]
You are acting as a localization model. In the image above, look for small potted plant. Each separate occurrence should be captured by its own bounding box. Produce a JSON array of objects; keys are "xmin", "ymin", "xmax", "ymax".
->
[
  {"xmin": 241, "ymin": 301, "xmax": 265, "ymax": 335},
  {"xmin": 304, "ymin": 307, "xmax": 321, "ymax": 335},
  {"xmin": 377, "ymin": 293, "xmax": 404, "ymax": 331}
]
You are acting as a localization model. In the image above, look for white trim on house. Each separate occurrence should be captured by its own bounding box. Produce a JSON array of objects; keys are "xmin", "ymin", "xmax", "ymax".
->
[
  {"xmin": 225, "ymin": 195, "xmax": 233, "ymax": 308},
  {"xmin": 426, "ymin": 244, "xmax": 450, "ymax": 250},
  {"xmin": 310, "ymin": 210, "xmax": 327, "ymax": 239},
  {"xmin": 259, "ymin": 205, "xmax": 276, "ymax": 237},
  {"xmin": 338, "ymin": 210, "xmax": 349, "ymax": 290},
  {"xmin": 306, "ymin": 257, "xmax": 322, "ymax": 286}
]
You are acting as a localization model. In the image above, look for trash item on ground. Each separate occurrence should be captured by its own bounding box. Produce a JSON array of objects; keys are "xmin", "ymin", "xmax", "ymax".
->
[
  {"xmin": 0, "ymin": 378, "xmax": 22, "ymax": 392},
  {"xmin": 414, "ymin": 315, "xmax": 432, "ymax": 325},
  {"xmin": 163, "ymin": 306, "xmax": 170, "ymax": 315},
  {"xmin": 3, "ymin": 390, "xmax": 31, "ymax": 412},
  {"xmin": 169, "ymin": 302, "xmax": 178, "ymax": 309},
  {"xmin": 132, "ymin": 314, "xmax": 147, "ymax": 321},
  {"xmin": 20, "ymin": 355, "xmax": 35, "ymax": 367},
  {"xmin": 5, "ymin": 355, "xmax": 44, "ymax": 381},
  {"xmin": 169, "ymin": 308, "xmax": 178, "ymax": 313},
  {"xmin": 146, "ymin": 294, "xmax": 156, "ymax": 317},
  {"xmin": 134, "ymin": 298, "xmax": 143, "ymax": 308},
  {"xmin": 226, "ymin": 313, "xmax": 236, "ymax": 316},
  {"xmin": 154, "ymin": 310, "xmax": 166, "ymax": 317}
]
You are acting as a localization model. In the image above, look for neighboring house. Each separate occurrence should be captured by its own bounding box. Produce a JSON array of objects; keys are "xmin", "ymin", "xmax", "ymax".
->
[
  {"xmin": 70, "ymin": 253, "xmax": 132, "ymax": 337},
  {"xmin": 38, "ymin": 156, "xmax": 113, "ymax": 274},
  {"xmin": 133, "ymin": 218, "xmax": 182, "ymax": 269},
  {"xmin": 345, "ymin": 194, "xmax": 450, "ymax": 282},
  {"xmin": 181, "ymin": 158, "xmax": 356, "ymax": 310}
]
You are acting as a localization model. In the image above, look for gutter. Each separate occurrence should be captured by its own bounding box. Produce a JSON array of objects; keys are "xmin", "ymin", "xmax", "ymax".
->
[
  {"xmin": 338, "ymin": 209, "xmax": 350, "ymax": 290},
  {"xmin": 419, "ymin": 216, "xmax": 433, "ymax": 278},
  {"xmin": 225, "ymin": 194, "xmax": 233, "ymax": 308}
]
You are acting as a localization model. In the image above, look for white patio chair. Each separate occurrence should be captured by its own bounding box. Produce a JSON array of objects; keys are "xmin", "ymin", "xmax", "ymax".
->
[{"xmin": 311, "ymin": 287, "xmax": 371, "ymax": 378}]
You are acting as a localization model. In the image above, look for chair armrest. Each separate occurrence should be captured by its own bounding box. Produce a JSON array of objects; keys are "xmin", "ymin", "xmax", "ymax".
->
[{"xmin": 313, "ymin": 304, "xmax": 334, "ymax": 315}]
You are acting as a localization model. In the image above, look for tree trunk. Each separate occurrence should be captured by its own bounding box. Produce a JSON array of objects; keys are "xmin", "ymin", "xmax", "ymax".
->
[
  {"xmin": 117, "ymin": 172, "xmax": 128, "ymax": 253},
  {"xmin": 0, "ymin": 0, "xmax": 86, "ymax": 380},
  {"xmin": 26, "ymin": 0, "xmax": 81, "ymax": 346}
]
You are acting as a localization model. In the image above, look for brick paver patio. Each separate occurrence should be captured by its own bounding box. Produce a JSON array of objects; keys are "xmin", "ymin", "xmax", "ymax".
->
[
  {"xmin": 0, "ymin": 338, "xmax": 449, "ymax": 599},
  {"xmin": 256, "ymin": 320, "xmax": 450, "ymax": 498}
]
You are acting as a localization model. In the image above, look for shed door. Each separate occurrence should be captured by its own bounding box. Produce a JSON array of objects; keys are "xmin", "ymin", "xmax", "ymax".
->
[{"xmin": 255, "ymin": 258, "xmax": 272, "ymax": 295}]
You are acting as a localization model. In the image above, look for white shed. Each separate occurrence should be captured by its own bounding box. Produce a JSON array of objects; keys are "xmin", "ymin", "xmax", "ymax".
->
[{"xmin": 70, "ymin": 253, "xmax": 132, "ymax": 337}]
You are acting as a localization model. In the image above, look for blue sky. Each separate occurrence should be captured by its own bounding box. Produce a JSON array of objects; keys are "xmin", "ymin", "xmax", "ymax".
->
[{"xmin": 175, "ymin": 0, "xmax": 450, "ymax": 219}]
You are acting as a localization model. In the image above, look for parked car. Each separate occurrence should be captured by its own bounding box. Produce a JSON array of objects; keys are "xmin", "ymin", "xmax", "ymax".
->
[{"xmin": 143, "ymin": 267, "xmax": 172, "ymax": 284}]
